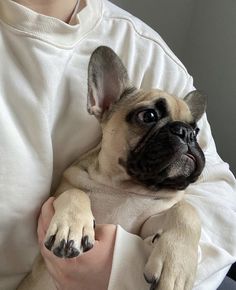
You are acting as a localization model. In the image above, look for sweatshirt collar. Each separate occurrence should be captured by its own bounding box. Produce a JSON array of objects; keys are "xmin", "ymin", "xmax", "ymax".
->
[{"xmin": 0, "ymin": 0, "xmax": 103, "ymax": 47}]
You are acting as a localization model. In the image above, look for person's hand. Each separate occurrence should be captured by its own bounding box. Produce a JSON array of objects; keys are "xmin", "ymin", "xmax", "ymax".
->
[{"xmin": 38, "ymin": 197, "xmax": 117, "ymax": 290}]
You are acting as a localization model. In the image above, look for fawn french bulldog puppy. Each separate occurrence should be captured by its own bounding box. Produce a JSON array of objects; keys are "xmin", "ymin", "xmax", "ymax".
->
[{"xmin": 18, "ymin": 46, "xmax": 206, "ymax": 290}]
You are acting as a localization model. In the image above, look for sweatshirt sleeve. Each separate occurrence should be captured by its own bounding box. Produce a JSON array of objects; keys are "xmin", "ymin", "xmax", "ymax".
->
[
  {"xmin": 184, "ymin": 113, "xmax": 236, "ymax": 290},
  {"xmin": 107, "ymin": 42, "xmax": 236, "ymax": 288},
  {"xmin": 108, "ymin": 226, "xmax": 149, "ymax": 290},
  {"xmin": 181, "ymin": 76, "xmax": 236, "ymax": 289}
]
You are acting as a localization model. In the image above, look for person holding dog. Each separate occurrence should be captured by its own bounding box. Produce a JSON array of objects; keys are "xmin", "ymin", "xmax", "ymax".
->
[{"xmin": 0, "ymin": 0, "xmax": 235, "ymax": 290}]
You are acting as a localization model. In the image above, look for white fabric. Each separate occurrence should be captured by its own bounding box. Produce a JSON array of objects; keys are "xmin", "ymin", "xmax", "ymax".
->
[{"xmin": 0, "ymin": 0, "xmax": 235, "ymax": 289}]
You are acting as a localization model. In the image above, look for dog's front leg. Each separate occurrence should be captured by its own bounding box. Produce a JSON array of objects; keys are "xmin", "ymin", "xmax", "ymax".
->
[
  {"xmin": 44, "ymin": 188, "xmax": 95, "ymax": 258},
  {"xmin": 142, "ymin": 200, "xmax": 201, "ymax": 290}
]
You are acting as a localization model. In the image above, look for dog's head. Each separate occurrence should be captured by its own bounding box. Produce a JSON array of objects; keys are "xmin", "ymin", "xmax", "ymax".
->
[{"xmin": 87, "ymin": 46, "xmax": 206, "ymax": 191}]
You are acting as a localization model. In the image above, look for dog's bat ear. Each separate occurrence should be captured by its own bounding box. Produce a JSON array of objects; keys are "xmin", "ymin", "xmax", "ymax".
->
[
  {"xmin": 87, "ymin": 46, "xmax": 130, "ymax": 120},
  {"xmin": 184, "ymin": 90, "xmax": 207, "ymax": 122}
]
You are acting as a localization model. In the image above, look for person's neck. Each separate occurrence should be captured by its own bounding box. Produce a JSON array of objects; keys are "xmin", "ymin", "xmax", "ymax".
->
[{"xmin": 13, "ymin": 0, "xmax": 78, "ymax": 23}]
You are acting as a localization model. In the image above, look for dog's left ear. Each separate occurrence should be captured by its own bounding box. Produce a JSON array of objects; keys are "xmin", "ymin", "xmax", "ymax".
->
[
  {"xmin": 87, "ymin": 46, "xmax": 130, "ymax": 120},
  {"xmin": 184, "ymin": 90, "xmax": 207, "ymax": 122}
]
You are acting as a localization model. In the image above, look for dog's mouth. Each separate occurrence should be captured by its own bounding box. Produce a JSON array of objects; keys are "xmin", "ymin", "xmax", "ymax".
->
[
  {"xmin": 185, "ymin": 153, "xmax": 196, "ymax": 163},
  {"xmin": 119, "ymin": 120, "xmax": 205, "ymax": 191},
  {"xmin": 166, "ymin": 152, "xmax": 197, "ymax": 180},
  {"xmin": 123, "ymin": 144, "xmax": 205, "ymax": 191}
]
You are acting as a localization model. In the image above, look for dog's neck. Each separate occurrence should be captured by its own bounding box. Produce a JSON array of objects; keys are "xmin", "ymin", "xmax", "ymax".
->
[
  {"xmin": 97, "ymin": 146, "xmax": 129, "ymax": 185},
  {"xmin": 77, "ymin": 143, "xmax": 184, "ymax": 199}
]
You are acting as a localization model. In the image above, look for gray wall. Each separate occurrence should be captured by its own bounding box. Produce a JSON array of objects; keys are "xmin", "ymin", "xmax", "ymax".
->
[{"xmin": 111, "ymin": 0, "xmax": 236, "ymax": 174}]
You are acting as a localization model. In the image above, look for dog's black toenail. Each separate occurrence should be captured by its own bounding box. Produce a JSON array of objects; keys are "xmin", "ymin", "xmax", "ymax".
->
[
  {"xmin": 44, "ymin": 235, "xmax": 56, "ymax": 251},
  {"xmin": 144, "ymin": 274, "xmax": 158, "ymax": 290},
  {"xmin": 93, "ymin": 219, "xmax": 96, "ymax": 229},
  {"xmin": 59, "ymin": 239, "xmax": 66, "ymax": 248},
  {"xmin": 66, "ymin": 247, "xmax": 80, "ymax": 258},
  {"xmin": 152, "ymin": 233, "xmax": 161, "ymax": 243},
  {"xmin": 144, "ymin": 273, "xmax": 157, "ymax": 285},
  {"xmin": 67, "ymin": 240, "xmax": 75, "ymax": 248},
  {"xmin": 81, "ymin": 235, "xmax": 93, "ymax": 252},
  {"xmin": 53, "ymin": 249, "xmax": 63, "ymax": 257},
  {"xmin": 150, "ymin": 280, "xmax": 158, "ymax": 290},
  {"xmin": 65, "ymin": 240, "xmax": 80, "ymax": 258},
  {"xmin": 53, "ymin": 239, "xmax": 66, "ymax": 257}
]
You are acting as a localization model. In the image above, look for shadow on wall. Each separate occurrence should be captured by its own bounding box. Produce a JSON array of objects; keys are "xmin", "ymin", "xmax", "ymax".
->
[{"xmin": 110, "ymin": 0, "xmax": 236, "ymax": 175}]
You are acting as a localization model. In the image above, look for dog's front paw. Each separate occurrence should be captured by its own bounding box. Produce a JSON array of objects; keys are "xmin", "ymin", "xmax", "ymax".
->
[
  {"xmin": 44, "ymin": 191, "xmax": 95, "ymax": 258},
  {"xmin": 44, "ymin": 212, "xmax": 95, "ymax": 258},
  {"xmin": 144, "ymin": 231, "xmax": 198, "ymax": 290}
]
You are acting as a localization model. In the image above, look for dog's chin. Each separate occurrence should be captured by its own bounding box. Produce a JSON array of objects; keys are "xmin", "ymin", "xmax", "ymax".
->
[
  {"xmin": 167, "ymin": 154, "xmax": 196, "ymax": 179},
  {"xmin": 125, "ymin": 153, "xmax": 203, "ymax": 191},
  {"xmin": 156, "ymin": 155, "xmax": 198, "ymax": 190}
]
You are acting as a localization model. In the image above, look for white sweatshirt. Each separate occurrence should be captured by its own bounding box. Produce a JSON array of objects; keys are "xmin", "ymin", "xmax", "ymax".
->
[{"xmin": 0, "ymin": 0, "xmax": 235, "ymax": 289}]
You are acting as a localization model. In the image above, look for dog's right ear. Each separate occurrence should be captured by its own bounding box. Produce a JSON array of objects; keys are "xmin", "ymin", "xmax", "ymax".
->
[{"xmin": 87, "ymin": 46, "xmax": 130, "ymax": 120}]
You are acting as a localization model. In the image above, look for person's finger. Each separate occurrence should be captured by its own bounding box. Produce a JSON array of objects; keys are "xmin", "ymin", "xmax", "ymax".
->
[
  {"xmin": 95, "ymin": 224, "xmax": 117, "ymax": 241},
  {"xmin": 37, "ymin": 213, "xmax": 46, "ymax": 245},
  {"xmin": 40, "ymin": 197, "xmax": 55, "ymax": 230},
  {"xmin": 37, "ymin": 197, "xmax": 55, "ymax": 246}
]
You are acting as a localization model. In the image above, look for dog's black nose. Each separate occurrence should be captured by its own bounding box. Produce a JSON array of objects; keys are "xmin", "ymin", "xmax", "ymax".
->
[{"xmin": 169, "ymin": 122, "xmax": 195, "ymax": 143}]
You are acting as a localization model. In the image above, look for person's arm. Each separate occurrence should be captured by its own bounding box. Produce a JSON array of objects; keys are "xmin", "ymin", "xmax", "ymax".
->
[{"xmin": 185, "ymin": 115, "xmax": 236, "ymax": 289}]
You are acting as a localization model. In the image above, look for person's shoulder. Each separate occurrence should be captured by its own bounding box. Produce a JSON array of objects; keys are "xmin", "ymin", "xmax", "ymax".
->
[
  {"xmin": 102, "ymin": 0, "xmax": 186, "ymax": 72},
  {"xmin": 103, "ymin": 1, "xmax": 163, "ymax": 43}
]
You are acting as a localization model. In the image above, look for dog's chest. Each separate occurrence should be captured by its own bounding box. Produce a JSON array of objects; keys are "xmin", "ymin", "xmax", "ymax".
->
[
  {"xmin": 65, "ymin": 166, "xmax": 182, "ymax": 236},
  {"xmin": 86, "ymin": 182, "xmax": 181, "ymax": 236},
  {"xmin": 88, "ymin": 187, "xmax": 160, "ymax": 234}
]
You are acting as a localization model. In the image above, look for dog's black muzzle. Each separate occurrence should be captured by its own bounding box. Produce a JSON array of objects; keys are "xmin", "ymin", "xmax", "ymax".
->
[{"xmin": 126, "ymin": 121, "xmax": 205, "ymax": 191}]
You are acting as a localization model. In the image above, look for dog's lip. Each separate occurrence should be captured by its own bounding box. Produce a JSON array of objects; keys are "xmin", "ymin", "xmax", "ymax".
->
[{"xmin": 185, "ymin": 153, "xmax": 196, "ymax": 163}]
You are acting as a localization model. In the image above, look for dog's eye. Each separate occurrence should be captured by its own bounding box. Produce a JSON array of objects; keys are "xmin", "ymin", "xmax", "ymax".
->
[{"xmin": 137, "ymin": 109, "xmax": 158, "ymax": 124}]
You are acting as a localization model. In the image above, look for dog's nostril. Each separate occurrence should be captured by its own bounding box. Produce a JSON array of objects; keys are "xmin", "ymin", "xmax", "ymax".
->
[
  {"xmin": 170, "ymin": 125, "xmax": 187, "ymax": 138},
  {"xmin": 170, "ymin": 123, "xmax": 195, "ymax": 143}
]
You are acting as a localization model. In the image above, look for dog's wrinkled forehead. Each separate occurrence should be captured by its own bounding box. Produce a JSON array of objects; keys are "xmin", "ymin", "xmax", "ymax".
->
[{"xmin": 117, "ymin": 89, "xmax": 194, "ymax": 124}]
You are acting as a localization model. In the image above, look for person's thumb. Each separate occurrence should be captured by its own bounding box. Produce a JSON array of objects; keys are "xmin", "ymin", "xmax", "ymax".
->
[{"xmin": 37, "ymin": 197, "xmax": 55, "ymax": 245}]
